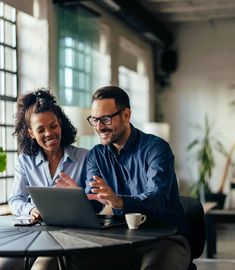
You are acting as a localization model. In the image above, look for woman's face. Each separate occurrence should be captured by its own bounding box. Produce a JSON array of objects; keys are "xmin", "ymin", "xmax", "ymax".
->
[{"xmin": 28, "ymin": 111, "xmax": 62, "ymax": 155}]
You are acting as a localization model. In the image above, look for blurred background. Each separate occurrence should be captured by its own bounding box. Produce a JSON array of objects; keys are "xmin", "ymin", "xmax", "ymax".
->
[{"xmin": 1, "ymin": 0, "xmax": 235, "ymax": 213}]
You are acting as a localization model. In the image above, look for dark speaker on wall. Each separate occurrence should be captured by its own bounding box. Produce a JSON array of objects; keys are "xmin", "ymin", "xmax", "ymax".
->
[{"xmin": 160, "ymin": 49, "xmax": 178, "ymax": 73}]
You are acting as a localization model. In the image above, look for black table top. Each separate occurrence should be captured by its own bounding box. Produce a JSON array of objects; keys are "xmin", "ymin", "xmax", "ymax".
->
[{"xmin": 0, "ymin": 215, "xmax": 177, "ymax": 257}]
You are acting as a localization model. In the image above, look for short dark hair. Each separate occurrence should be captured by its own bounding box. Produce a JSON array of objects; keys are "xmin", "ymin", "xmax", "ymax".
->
[
  {"xmin": 14, "ymin": 88, "xmax": 77, "ymax": 155},
  {"xmin": 92, "ymin": 86, "xmax": 130, "ymax": 110}
]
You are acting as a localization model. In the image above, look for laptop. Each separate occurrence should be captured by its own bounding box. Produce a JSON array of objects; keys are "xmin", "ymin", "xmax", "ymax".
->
[{"xmin": 27, "ymin": 186, "xmax": 126, "ymax": 229}]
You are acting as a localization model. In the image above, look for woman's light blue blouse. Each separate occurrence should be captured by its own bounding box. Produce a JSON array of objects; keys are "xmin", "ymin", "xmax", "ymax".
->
[{"xmin": 8, "ymin": 145, "xmax": 88, "ymax": 216}]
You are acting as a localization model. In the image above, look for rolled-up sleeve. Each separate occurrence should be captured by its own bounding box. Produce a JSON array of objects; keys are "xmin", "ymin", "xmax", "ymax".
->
[
  {"xmin": 8, "ymin": 157, "xmax": 35, "ymax": 216},
  {"xmin": 115, "ymin": 142, "xmax": 175, "ymax": 217},
  {"xmin": 85, "ymin": 127, "xmax": 187, "ymax": 233}
]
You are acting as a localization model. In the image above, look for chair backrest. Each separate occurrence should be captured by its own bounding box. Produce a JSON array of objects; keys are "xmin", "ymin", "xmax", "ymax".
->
[{"xmin": 180, "ymin": 196, "xmax": 205, "ymax": 259}]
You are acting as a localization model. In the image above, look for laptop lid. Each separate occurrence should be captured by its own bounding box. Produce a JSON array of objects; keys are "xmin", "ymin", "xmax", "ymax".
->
[{"xmin": 27, "ymin": 186, "xmax": 125, "ymax": 229}]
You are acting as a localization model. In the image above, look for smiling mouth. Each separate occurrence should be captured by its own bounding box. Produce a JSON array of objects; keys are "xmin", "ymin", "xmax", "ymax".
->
[
  {"xmin": 44, "ymin": 137, "xmax": 57, "ymax": 145},
  {"xmin": 99, "ymin": 132, "xmax": 110, "ymax": 138},
  {"xmin": 97, "ymin": 127, "xmax": 113, "ymax": 139}
]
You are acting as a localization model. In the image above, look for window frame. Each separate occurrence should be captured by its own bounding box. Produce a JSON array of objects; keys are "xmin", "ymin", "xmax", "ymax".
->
[{"xmin": 0, "ymin": 2, "xmax": 18, "ymax": 204}]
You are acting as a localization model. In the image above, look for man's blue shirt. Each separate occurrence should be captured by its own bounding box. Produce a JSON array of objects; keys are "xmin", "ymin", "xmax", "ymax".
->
[{"xmin": 86, "ymin": 125, "xmax": 188, "ymax": 234}]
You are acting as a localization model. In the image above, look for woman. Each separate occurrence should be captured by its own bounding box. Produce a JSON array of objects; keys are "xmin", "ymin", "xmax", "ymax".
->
[
  {"xmin": 9, "ymin": 88, "xmax": 88, "ymax": 218},
  {"xmin": 1, "ymin": 88, "xmax": 88, "ymax": 270}
]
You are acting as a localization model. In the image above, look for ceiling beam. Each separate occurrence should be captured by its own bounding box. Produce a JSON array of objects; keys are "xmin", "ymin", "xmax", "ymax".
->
[
  {"xmin": 53, "ymin": 0, "xmax": 174, "ymax": 46},
  {"xmin": 143, "ymin": 1, "xmax": 235, "ymax": 14},
  {"xmin": 155, "ymin": 9, "xmax": 235, "ymax": 22},
  {"xmin": 99, "ymin": 0, "xmax": 174, "ymax": 47}
]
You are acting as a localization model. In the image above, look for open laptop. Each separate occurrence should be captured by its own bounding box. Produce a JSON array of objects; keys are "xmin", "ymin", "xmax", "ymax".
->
[{"xmin": 27, "ymin": 186, "xmax": 125, "ymax": 229}]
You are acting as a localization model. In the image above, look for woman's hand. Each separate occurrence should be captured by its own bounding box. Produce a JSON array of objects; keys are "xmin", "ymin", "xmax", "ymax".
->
[
  {"xmin": 55, "ymin": 172, "xmax": 78, "ymax": 188},
  {"xmin": 30, "ymin": 207, "xmax": 41, "ymax": 222}
]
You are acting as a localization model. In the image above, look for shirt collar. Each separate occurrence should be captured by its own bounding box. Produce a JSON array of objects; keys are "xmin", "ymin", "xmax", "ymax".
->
[
  {"xmin": 35, "ymin": 150, "xmax": 46, "ymax": 166},
  {"xmin": 35, "ymin": 146, "xmax": 74, "ymax": 166},
  {"xmin": 63, "ymin": 146, "xmax": 75, "ymax": 162},
  {"xmin": 107, "ymin": 124, "xmax": 138, "ymax": 154},
  {"xmin": 122, "ymin": 124, "xmax": 138, "ymax": 152}
]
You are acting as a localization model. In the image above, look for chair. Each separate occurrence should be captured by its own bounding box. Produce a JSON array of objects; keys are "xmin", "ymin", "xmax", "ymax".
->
[
  {"xmin": 228, "ymin": 181, "xmax": 235, "ymax": 208},
  {"xmin": 180, "ymin": 196, "xmax": 206, "ymax": 270}
]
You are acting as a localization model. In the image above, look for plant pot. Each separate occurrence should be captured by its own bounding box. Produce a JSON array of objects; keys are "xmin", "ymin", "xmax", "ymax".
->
[{"xmin": 205, "ymin": 192, "xmax": 226, "ymax": 209}]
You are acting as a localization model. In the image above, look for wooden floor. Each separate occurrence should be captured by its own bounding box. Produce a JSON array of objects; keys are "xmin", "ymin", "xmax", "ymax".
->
[{"xmin": 195, "ymin": 223, "xmax": 235, "ymax": 270}]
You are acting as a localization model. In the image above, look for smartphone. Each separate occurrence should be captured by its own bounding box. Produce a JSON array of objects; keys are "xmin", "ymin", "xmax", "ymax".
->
[{"xmin": 13, "ymin": 216, "xmax": 39, "ymax": 226}]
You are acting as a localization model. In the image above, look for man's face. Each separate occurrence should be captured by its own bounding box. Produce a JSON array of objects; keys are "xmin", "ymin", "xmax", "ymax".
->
[{"xmin": 91, "ymin": 99, "xmax": 130, "ymax": 146}]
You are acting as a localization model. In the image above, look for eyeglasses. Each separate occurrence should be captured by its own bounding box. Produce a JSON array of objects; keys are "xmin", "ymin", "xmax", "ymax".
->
[{"xmin": 87, "ymin": 108, "xmax": 125, "ymax": 127}]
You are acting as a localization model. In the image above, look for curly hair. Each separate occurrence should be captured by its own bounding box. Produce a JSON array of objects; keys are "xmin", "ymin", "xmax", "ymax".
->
[{"xmin": 13, "ymin": 88, "xmax": 77, "ymax": 155}]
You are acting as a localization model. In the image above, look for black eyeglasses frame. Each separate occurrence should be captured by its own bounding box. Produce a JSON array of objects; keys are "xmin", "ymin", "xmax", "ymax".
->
[{"xmin": 87, "ymin": 108, "xmax": 126, "ymax": 127}]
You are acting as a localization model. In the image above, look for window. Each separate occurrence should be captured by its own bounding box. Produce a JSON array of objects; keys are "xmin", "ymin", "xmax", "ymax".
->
[
  {"xmin": 56, "ymin": 5, "xmax": 110, "ymax": 148},
  {"xmin": 59, "ymin": 37, "xmax": 93, "ymax": 107},
  {"xmin": 57, "ymin": 5, "xmax": 103, "ymax": 108},
  {"xmin": 118, "ymin": 38, "xmax": 150, "ymax": 130},
  {"xmin": 0, "ymin": 3, "xmax": 18, "ymax": 204},
  {"xmin": 119, "ymin": 66, "xmax": 149, "ymax": 130}
]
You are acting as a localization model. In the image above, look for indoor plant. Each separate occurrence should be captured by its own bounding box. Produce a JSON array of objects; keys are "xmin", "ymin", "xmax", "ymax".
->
[
  {"xmin": 217, "ymin": 141, "xmax": 235, "ymax": 194},
  {"xmin": 0, "ymin": 147, "xmax": 7, "ymax": 173},
  {"xmin": 187, "ymin": 116, "xmax": 227, "ymax": 207}
]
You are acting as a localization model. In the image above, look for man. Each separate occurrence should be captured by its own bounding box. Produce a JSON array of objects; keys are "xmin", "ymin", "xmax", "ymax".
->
[{"xmin": 57, "ymin": 86, "xmax": 191, "ymax": 270}]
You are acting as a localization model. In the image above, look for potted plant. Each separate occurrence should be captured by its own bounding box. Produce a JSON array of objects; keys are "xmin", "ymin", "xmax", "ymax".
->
[
  {"xmin": 0, "ymin": 147, "xmax": 7, "ymax": 173},
  {"xmin": 217, "ymin": 141, "xmax": 235, "ymax": 194},
  {"xmin": 187, "ymin": 116, "xmax": 227, "ymax": 208}
]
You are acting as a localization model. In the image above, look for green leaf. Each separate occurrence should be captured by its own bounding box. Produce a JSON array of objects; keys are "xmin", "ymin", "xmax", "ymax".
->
[
  {"xmin": 187, "ymin": 114, "xmax": 226, "ymax": 191},
  {"xmin": 0, "ymin": 147, "xmax": 7, "ymax": 173},
  {"xmin": 215, "ymin": 141, "xmax": 228, "ymax": 156},
  {"xmin": 190, "ymin": 182, "xmax": 199, "ymax": 198},
  {"xmin": 187, "ymin": 139, "xmax": 199, "ymax": 150}
]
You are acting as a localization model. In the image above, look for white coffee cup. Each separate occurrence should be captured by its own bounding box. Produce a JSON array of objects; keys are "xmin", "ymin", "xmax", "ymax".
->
[{"xmin": 125, "ymin": 213, "xmax": 147, "ymax": 229}]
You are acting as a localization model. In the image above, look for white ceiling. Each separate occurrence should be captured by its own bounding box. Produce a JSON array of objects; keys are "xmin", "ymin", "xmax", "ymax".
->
[{"xmin": 137, "ymin": 0, "xmax": 235, "ymax": 23}]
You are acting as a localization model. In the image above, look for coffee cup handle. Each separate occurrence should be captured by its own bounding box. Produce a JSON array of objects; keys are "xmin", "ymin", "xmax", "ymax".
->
[{"xmin": 140, "ymin": 215, "xmax": 147, "ymax": 225}]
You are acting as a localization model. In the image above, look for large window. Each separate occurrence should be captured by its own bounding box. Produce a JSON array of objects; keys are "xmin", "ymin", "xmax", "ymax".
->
[
  {"xmin": 56, "ymin": 5, "xmax": 110, "ymax": 148},
  {"xmin": 59, "ymin": 36, "xmax": 94, "ymax": 107},
  {"xmin": 119, "ymin": 65, "xmax": 149, "ymax": 130},
  {"xmin": 118, "ymin": 38, "xmax": 150, "ymax": 130},
  {"xmin": 57, "ymin": 5, "xmax": 104, "ymax": 108},
  {"xmin": 0, "ymin": 3, "xmax": 18, "ymax": 204}
]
